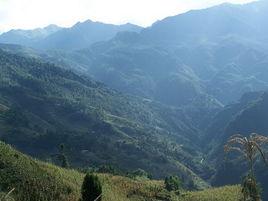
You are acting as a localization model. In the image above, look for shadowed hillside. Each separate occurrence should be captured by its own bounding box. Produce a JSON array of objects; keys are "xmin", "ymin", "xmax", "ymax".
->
[{"xmin": 0, "ymin": 48, "xmax": 211, "ymax": 188}]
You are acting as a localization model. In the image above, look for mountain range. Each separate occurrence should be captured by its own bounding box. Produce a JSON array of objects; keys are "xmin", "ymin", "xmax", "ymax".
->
[
  {"xmin": 1, "ymin": 0, "xmax": 268, "ymax": 199},
  {"xmin": 0, "ymin": 20, "xmax": 142, "ymax": 50}
]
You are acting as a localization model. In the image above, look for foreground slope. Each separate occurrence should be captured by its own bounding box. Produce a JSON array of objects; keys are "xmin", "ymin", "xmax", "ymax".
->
[{"xmin": 0, "ymin": 141, "xmax": 242, "ymax": 201}]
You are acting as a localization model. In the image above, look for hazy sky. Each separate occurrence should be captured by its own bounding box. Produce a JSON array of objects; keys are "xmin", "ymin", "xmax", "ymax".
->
[{"xmin": 0, "ymin": 0, "xmax": 256, "ymax": 32}]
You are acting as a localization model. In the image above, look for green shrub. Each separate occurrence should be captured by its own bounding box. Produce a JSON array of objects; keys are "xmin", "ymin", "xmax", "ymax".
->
[
  {"xmin": 81, "ymin": 174, "xmax": 102, "ymax": 201},
  {"xmin": 164, "ymin": 176, "xmax": 182, "ymax": 192}
]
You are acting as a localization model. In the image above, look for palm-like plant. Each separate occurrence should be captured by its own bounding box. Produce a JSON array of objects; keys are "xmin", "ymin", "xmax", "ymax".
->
[
  {"xmin": 224, "ymin": 133, "xmax": 268, "ymax": 175},
  {"xmin": 224, "ymin": 133, "xmax": 268, "ymax": 201}
]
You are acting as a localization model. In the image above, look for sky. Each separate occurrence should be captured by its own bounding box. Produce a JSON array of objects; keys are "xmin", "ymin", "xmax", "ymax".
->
[{"xmin": 0, "ymin": 0, "xmax": 256, "ymax": 32}]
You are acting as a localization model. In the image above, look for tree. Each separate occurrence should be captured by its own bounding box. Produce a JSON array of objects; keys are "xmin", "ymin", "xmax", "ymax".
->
[
  {"xmin": 224, "ymin": 133, "xmax": 268, "ymax": 201},
  {"xmin": 57, "ymin": 144, "xmax": 69, "ymax": 168},
  {"xmin": 81, "ymin": 174, "xmax": 102, "ymax": 201},
  {"xmin": 164, "ymin": 176, "xmax": 182, "ymax": 192}
]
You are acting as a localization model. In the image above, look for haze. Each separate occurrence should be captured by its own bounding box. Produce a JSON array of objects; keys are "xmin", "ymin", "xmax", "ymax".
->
[{"xmin": 0, "ymin": 0, "xmax": 256, "ymax": 32}]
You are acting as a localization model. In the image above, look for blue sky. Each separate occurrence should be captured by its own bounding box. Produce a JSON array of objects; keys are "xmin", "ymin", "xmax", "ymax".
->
[{"xmin": 0, "ymin": 0, "xmax": 256, "ymax": 32}]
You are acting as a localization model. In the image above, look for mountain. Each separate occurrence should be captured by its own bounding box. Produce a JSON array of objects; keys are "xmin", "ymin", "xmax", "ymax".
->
[
  {"xmin": 0, "ymin": 25, "xmax": 62, "ymax": 47},
  {"xmin": 3, "ymin": 2, "xmax": 268, "ymax": 106},
  {"xmin": 141, "ymin": 1, "xmax": 268, "ymax": 45},
  {"xmin": 0, "ymin": 48, "xmax": 212, "ymax": 188},
  {"xmin": 37, "ymin": 21, "xmax": 142, "ymax": 50},
  {"xmin": 40, "ymin": 1, "xmax": 268, "ymax": 109},
  {"xmin": 0, "ymin": 21, "xmax": 142, "ymax": 50},
  {"xmin": 2, "ymin": 1, "xmax": 268, "ymax": 198}
]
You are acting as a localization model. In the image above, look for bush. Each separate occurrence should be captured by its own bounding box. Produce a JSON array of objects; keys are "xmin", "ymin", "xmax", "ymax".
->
[
  {"xmin": 97, "ymin": 165, "xmax": 121, "ymax": 175},
  {"xmin": 81, "ymin": 174, "xmax": 102, "ymax": 201},
  {"xmin": 165, "ymin": 176, "xmax": 182, "ymax": 192},
  {"xmin": 128, "ymin": 169, "xmax": 152, "ymax": 179}
]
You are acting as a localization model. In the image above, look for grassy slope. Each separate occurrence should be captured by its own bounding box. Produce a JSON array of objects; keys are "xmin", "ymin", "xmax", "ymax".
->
[{"xmin": 0, "ymin": 142, "xmax": 242, "ymax": 201}]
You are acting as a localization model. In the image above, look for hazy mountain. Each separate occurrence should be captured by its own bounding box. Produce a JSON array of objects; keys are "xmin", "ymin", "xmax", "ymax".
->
[
  {"xmin": 0, "ymin": 20, "xmax": 142, "ymax": 50},
  {"xmin": 37, "ymin": 20, "xmax": 142, "ymax": 50},
  {"xmin": 141, "ymin": 1, "xmax": 268, "ymax": 45},
  {"xmin": 53, "ymin": 1, "xmax": 268, "ymax": 107},
  {"xmin": 0, "ymin": 24, "xmax": 62, "ymax": 47}
]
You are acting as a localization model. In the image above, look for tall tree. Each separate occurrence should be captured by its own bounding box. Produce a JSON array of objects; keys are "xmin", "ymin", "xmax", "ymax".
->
[
  {"xmin": 57, "ymin": 144, "xmax": 70, "ymax": 168},
  {"xmin": 224, "ymin": 133, "xmax": 268, "ymax": 201}
]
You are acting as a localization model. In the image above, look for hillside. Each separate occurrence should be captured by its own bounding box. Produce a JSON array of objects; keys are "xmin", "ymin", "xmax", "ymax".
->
[
  {"xmin": 0, "ymin": 141, "xmax": 242, "ymax": 201},
  {"xmin": 0, "ymin": 48, "xmax": 213, "ymax": 188},
  {"xmin": 205, "ymin": 91, "xmax": 268, "ymax": 199}
]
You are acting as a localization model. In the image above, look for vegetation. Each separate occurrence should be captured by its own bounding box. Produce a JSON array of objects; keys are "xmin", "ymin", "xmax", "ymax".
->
[
  {"xmin": 1, "ymin": 1, "xmax": 268, "ymax": 199},
  {"xmin": 177, "ymin": 185, "xmax": 242, "ymax": 201},
  {"xmin": 0, "ymin": 48, "xmax": 210, "ymax": 188},
  {"xmin": 224, "ymin": 133, "xmax": 268, "ymax": 201},
  {"xmin": 81, "ymin": 174, "xmax": 102, "ymax": 201},
  {"xmin": 0, "ymin": 189, "xmax": 15, "ymax": 201},
  {"xmin": 165, "ymin": 176, "xmax": 182, "ymax": 192},
  {"xmin": 57, "ymin": 144, "xmax": 70, "ymax": 168},
  {"xmin": 0, "ymin": 141, "xmax": 243, "ymax": 201}
]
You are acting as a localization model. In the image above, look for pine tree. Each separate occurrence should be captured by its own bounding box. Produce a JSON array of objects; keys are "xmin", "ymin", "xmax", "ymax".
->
[{"xmin": 81, "ymin": 174, "xmax": 102, "ymax": 201}]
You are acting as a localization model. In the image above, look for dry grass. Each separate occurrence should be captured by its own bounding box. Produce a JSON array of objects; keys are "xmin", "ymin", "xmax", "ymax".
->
[{"xmin": 0, "ymin": 142, "xmax": 243, "ymax": 201}]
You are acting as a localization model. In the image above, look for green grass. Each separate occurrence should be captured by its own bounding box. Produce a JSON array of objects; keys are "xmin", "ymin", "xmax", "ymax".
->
[{"xmin": 0, "ymin": 141, "xmax": 242, "ymax": 201}]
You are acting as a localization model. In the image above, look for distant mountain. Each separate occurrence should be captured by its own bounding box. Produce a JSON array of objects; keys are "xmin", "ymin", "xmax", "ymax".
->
[
  {"xmin": 2, "ymin": 1, "xmax": 268, "ymax": 106},
  {"xmin": 37, "ymin": 20, "xmax": 142, "ymax": 50},
  {"xmin": 52, "ymin": 1, "xmax": 268, "ymax": 106},
  {"xmin": 0, "ymin": 25, "xmax": 62, "ymax": 47},
  {"xmin": 0, "ymin": 20, "xmax": 142, "ymax": 50},
  {"xmin": 141, "ymin": 1, "xmax": 268, "ymax": 45}
]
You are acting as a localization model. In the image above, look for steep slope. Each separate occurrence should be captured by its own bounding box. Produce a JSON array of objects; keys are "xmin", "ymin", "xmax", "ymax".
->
[
  {"xmin": 139, "ymin": 0, "xmax": 268, "ymax": 103},
  {"xmin": 66, "ymin": 32, "xmax": 223, "ymax": 117},
  {"xmin": 206, "ymin": 91, "xmax": 268, "ymax": 199},
  {"xmin": 0, "ymin": 141, "xmax": 242, "ymax": 201},
  {"xmin": 0, "ymin": 48, "xmax": 211, "ymax": 187}
]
